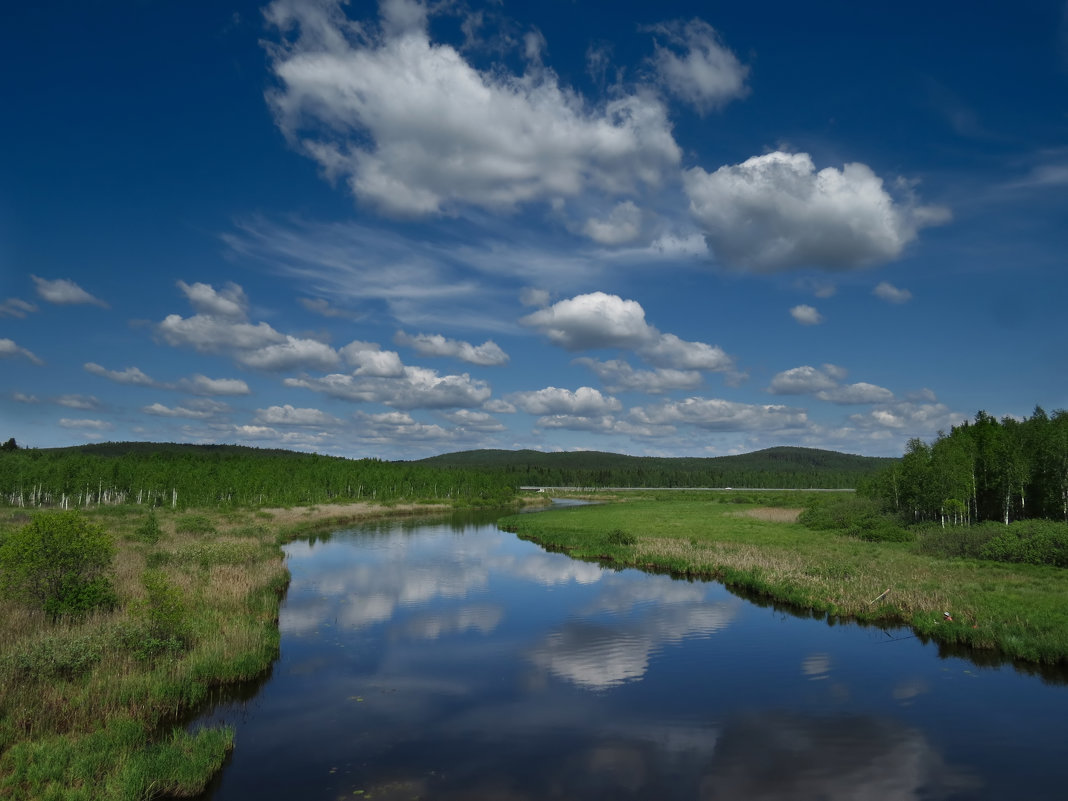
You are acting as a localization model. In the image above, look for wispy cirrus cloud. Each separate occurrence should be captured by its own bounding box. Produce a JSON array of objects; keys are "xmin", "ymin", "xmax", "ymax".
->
[{"xmin": 0, "ymin": 338, "xmax": 44, "ymax": 365}]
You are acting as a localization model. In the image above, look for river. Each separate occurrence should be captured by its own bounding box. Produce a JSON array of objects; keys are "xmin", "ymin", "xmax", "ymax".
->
[{"xmin": 193, "ymin": 506, "xmax": 1068, "ymax": 800}]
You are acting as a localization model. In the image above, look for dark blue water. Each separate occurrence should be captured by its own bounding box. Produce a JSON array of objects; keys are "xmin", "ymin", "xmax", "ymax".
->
[{"xmin": 195, "ymin": 511, "xmax": 1068, "ymax": 800}]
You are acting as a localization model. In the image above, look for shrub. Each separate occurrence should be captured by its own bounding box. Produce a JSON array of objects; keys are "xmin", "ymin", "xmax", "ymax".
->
[
  {"xmin": 799, "ymin": 495, "xmax": 912, "ymax": 543},
  {"xmin": 1, "ymin": 631, "xmax": 108, "ymax": 681},
  {"xmin": 129, "ymin": 570, "xmax": 192, "ymax": 661},
  {"xmin": 604, "ymin": 529, "xmax": 637, "ymax": 546},
  {"xmin": 978, "ymin": 520, "xmax": 1068, "ymax": 567},
  {"xmin": 134, "ymin": 512, "xmax": 162, "ymax": 544},
  {"xmin": 0, "ymin": 511, "xmax": 117, "ymax": 619}
]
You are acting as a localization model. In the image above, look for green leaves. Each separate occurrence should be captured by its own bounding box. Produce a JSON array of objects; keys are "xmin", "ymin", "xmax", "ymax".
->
[{"xmin": 0, "ymin": 511, "xmax": 117, "ymax": 619}]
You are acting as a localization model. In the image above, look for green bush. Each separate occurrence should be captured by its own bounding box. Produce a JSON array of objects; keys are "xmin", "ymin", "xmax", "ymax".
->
[
  {"xmin": 129, "ymin": 570, "xmax": 192, "ymax": 661},
  {"xmin": 0, "ymin": 511, "xmax": 117, "ymax": 619},
  {"xmin": 604, "ymin": 528, "xmax": 637, "ymax": 546},
  {"xmin": 799, "ymin": 495, "xmax": 912, "ymax": 543},
  {"xmin": 1, "ymin": 631, "xmax": 108, "ymax": 681},
  {"xmin": 915, "ymin": 522, "xmax": 1001, "ymax": 559},
  {"xmin": 134, "ymin": 512, "xmax": 162, "ymax": 544},
  {"xmin": 979, "ymin": 520, "xmax": 1068, "ymax": 567}
]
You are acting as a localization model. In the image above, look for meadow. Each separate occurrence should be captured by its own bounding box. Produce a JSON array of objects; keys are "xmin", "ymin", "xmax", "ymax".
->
[
  {"xmin": 0, "ymin": 501, "xmax": 449, "ymax": 801},
  {"xmin": 498, "ymin": 491, "xmax": 1068, "ymax": 667}
]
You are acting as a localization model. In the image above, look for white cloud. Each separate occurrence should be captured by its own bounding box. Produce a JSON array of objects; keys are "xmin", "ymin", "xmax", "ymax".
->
[
  {"xmin": 509, "ymin": 386, "xmax": 622, "ymax": 416},
  {"xmin": 84, "ymin": 362, "xmax": 158, "ymax": 386},
  {"xmin": 285, "ymin": 365, "xmax": 492, "ymax": 409},
  {"xmin": 179, "ymin": 374, "xmax": 251, "ymax": 396},
  {"xmin": 58, "ymin": 418, "xmax": 114, "ymax": 431},
  {"xmin": 630, "ymin": 397, "xmax": 808, "ymax": 431},
  {"xmin": 768, "ymin": 365, "xmax": 840, "ymax": 394},
  {"xmin": 582, "ymin": 201, "xmax": 642, "ymax": 245},
  {"xmin": 353, "ymin": 410, "xmax": 456, "ymax": 442},
  {"xmin": 790, "ymin": 304, "xmax": 823, "ymax": 325},
  {"xmin": 873, "ymin": 281, "xmax": 913, "ymax": 304},
  {"xmin": 520, "ymin": 287, "xmax": 551, "ymax": 308},
  {"xmin": 176, "ymin": 280, "xmax": 248, "ymax": 320},
  {"xmin": 298, "ymin": 297, "xmax": 356, "ymax": 318},
  {"xmin": 236, "ymin": 335, "xmax": 340, "ymax": 372},
  {"xmin": 768, "ymin": 364, "xmax": 893, "ymax": 406},
  {"xmin": 849, "ymin": 400, "xmax": 965, "ymax": 434},
  {"xmin": 0, "ymin": 338, "xmax": 44, "ymax": 365},
  {"xmin": 158, "ymin": 313, "xmax": 284, "ymax": 352},
  {"xmin": 12, "ymin": 393, "xmax": 39, "ymax": 404},
  {"xmin": 56, "ymin": 395, "xmax": 100, "ymax": 410},
  {"xmin": 683, "ymin": 151, "xmax": 950, "ymax": 272},
  {"xmin": 0, "ymin": 298, "xmax": 37, "ymax": 318},
  {"xmin": 647, "ymin": 18, "xmax": 749, "ymax": 114},
  {"xmin": 340, "ymin": 341, "xmax": 407, "ymax": 376},
  {"xmin": 522, "ymin": 292, "xmax": 734, "ymax": 375},
  {"xmin": 254, "ymin": 404, "xmax": 340, "ymax": 426},
  {"xmin": 264, "ymin": 0, "xmax": 680, "ymax": 216},
  {"xmin": 439, "ymin": 409, "xmax": 506, "ymax": 432},
  {"xmin": 574, "ymin": 358, "xmax": 703, "ymax": 394},
  {"xmin": 143, "ymin": 402, "xmax": 218, "ymax": 420},
  {"xmin": 521, "ymin": 292, "xmax": 651, "ymax": 351},
  {"xmin": 31, "ymin": 276, "xmax": 109, "ymax": 307},
  {"xmin": 395, "ymin": 331, "xmax": 509, "ymax": 366}
]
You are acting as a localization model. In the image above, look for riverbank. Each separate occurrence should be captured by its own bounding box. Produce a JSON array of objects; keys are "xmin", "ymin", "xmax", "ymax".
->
[
  {"xmin": 498, "ymin": 495, "xmax": 1068, "ymax": 666},
  {"xmin": 0, "ymin": 501, "xmax": 454, "ymax": 800}
]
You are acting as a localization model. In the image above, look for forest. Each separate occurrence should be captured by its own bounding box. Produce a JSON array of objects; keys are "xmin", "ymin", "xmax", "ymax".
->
[
  {"xmin": 862, "ymin": 407, "xmax": 1068, "ymax": 524},
  {"xmin": 416, "ymin": 446, "xmax": 894, "ymax": 489},
  {"xmin": 0, "ymin": 442, "xmax": 516, "ymax": 508}
]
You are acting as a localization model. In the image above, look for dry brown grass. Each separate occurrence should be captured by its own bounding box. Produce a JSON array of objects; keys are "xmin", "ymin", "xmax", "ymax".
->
[{"xmin": 735, "ymin": 507, "xmax": 803, "ymax": 523}]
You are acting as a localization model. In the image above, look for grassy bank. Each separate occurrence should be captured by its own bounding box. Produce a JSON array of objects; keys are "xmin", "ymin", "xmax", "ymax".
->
[
  {"xmin": 0, "ymin": 501, "xmax": 449, "ymax": 800},
  {"xmin": 498, "ymin": 493, "xmax": 1068, "ymax": 666}
]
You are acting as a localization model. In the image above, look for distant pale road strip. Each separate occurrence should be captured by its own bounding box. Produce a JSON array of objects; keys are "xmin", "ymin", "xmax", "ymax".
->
[{"xmin": 518, "ymin": 486, "xmax": 856, "ymax": 492}]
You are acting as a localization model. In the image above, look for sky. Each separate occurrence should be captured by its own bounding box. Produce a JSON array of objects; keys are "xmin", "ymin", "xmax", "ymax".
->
[{"xmin": 2, "ymin": 0, "xmax": 1066, "ymax": 460}]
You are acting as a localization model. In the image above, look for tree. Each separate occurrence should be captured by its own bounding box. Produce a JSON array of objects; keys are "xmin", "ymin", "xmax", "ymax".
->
[
  {"xmin": 1, "ymin": 437, "xmax": 17, "ymax": 451},
  {"xmin": 0, "ymin": 511, "xmax": 117, "ymax": 618}
]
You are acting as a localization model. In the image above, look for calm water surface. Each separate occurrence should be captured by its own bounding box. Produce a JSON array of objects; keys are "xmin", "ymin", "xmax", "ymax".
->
[{"xmin": 195, "ymin": 508, "xmax": 1068, "ymax": 800}]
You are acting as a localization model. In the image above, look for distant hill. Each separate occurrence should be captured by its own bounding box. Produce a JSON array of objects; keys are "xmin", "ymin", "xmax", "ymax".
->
[{"xmin": 413, "ymin": 446, "xmax": 896, "ymax": 489}]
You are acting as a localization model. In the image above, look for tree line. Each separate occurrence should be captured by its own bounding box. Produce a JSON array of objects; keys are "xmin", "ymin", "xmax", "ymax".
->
[
  {"xmin": 0, "ymin": 443, "xmax": 517, "ymax": 509},
  {"xmin": 862, "ymin": 407, "xmax": 1068, "ymax": 525}
]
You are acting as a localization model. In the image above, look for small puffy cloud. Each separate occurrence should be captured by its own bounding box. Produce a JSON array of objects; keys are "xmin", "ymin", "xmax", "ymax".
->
[
  {"xmin": 340, "ymin": 341, "xmax": 406, "ymax": 377},
  {"xmin": 574, "ymin": 358, "xmax": 703, "ymax": 394},
  {"xmin": 647, "ymin": 18, "xmax": 749, "ymax": 114},
  {"xmin": 683, "ymin": 151, "xmax": 950, "ymax": 272},
  {"xmin": 353, "ymin": 410, "xmax": 456, "ymax": 443},
  {"xmin": 873, "ymin": 281, "xmax": 913, "ymax": 304},
  {"xmin": 509, "ymin": 386, "xmax": 622, "ymax": 416},
  {"xmin": 395, "ymin": 331, "xmax": 509, "ymax": 366},
  {"xmin": 236, "ymin": 335, "xmax": 340, "ymax": 372},
  {"xmin": 0, "ymin": 298, "xmax": 37, "ymax": 318},
  {"xmin": 790, "ymin": 305, "xmax": 824, "ymax": 325},
  {"xmin": 179, "ymin": 374, "xmax": 251, "ymax": 396},
  {"xmin": 637, "ymin": 333, "xmax": 732, "ymax": 371},
  {"xmin": 264, "ymin": 0, "xmax": 680, "ymax": 216},
  {"xmin": 254, "ymin": 404, "xmax": 340, "ymax": 426},
  {"xmin": 12, "ymin": 392, "xmax": 39, "ymax": 404},
  {"xmin": 582, "ymin": 201, "xmax": 642, "ymax": 245},
  {"xmin": 630, "ymin": 397, "xmax": 808, "ymax": 431},
  {"xmin": 286, "ymin": 365, "xmax": 492, "ymax": 410},
  {"xmin": 521, "ymin": 292, "xmax": 652, "ymax": 351},
  {"xmin": 56, "ymin": 395, "xmax": 100, "ymax": 410},
  {"xmin": 769, "ymin": 364, "xmax": 892, "ymax": 405},
  {"xmin": 522, "ymin": 292, "xmax": 735, "ymax": 376},
  {"xmin": 85, "ymin": 362, "xmax": 158, "ymax": 386},
  {"xmin": 177, "ymin": 280, "xmax": 248, "ymax": 320},
  {"xmin": 483, "ymin": 398, "xmax": 516, "ymax": 414},
  {"xmin": 0, "ymin": 338, "xmax": 44, "ymax": 365},
  {"xmin": 158, "ymin": 313, "xmax": 284, "ymax": 352},
  {"xmin": 143, "ymin": 403, "xmax": 212, "ymax": 420},
  {"xmin": 32, "ymin": 276, "xmax": 108, "ymax": 307},
  {"xmin": 850, "ymin": 400, "xmax": 964, "ymax": 433},
  {"xmin": 768, "ymin": 365, "xmax": 840, "ymax": 395},
  {"xmin": 58, "ymin": 418, "xmax": 114, "ymax": 431}
]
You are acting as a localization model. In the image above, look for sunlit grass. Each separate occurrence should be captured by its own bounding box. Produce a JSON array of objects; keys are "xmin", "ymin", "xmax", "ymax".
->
[{"xmin": 498, "ymin": 493, "xmax": 1068, "ymax": 665}]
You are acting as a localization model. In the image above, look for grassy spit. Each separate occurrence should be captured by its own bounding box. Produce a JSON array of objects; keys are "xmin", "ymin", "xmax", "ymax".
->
[
  {"xmin": 0, "ymin": 501, "xmax": 450, "ymax": 800},
  {"xmin": 498, "ymin": 492, "xmax": 1068, "ymax": 666}
]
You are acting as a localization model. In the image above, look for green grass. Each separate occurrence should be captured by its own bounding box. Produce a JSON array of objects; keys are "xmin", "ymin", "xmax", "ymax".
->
[
  {"xmin": 498, "ymin": 493, "xmax": 1068, "ymax": 665},
  {"xmin": 0, "ymin": 499, "xmax": 457, "ymax": 800}
]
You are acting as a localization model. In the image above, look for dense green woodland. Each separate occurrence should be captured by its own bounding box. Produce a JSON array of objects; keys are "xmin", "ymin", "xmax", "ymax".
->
[
  {"xmin": 862, "ymin": 407, "xmax": 1068, "ymax": 524},
  {"xmin": 0, "ymin": 443, "xmax": 514, "ymax": 508},
  {"xmin": 417, "ymin": 446, "xmax": 893, "ymax": 489}
]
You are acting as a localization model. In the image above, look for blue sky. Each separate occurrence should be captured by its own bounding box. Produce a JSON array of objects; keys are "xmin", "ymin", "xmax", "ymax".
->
[{"xmin": 2, "ymin": 0, "xmax": 1066, "ymax": 459}]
